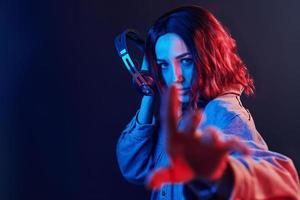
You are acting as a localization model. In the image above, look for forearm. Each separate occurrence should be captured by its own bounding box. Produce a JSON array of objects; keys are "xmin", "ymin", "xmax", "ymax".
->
[
  {"xmin": 116, "ymin": 133, "xmax": 155, "ymax": 184},
  {"xmin": 116, "ymin": 109, "xmax": 157, "ymax": 184},
  {"xmin": 228, "ymin": 154, "xmax": 300, "ymax": 199},
  {"xmin": 137, "ymin": 95, "xmax": 155, "ymax": 124}
]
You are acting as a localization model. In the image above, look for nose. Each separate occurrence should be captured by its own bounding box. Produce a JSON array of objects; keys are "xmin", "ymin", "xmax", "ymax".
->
[{"xmin": 173, "ymin": 64, "xmax": 184, "ymax": 83}]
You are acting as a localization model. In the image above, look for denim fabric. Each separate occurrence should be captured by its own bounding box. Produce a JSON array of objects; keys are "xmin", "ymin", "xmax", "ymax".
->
[{"xmin": 116, "ymin": 93, "xmax": 300, "ymax": 199}]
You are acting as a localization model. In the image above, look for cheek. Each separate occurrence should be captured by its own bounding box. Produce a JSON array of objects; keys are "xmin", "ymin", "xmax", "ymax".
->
[
  {"xmin": 161, "ymin": 70, "xmax": 172, "ymax": 86},
  {"xmin": 185, "ymin": 66, "xmax": 194, "ymax": 83}
]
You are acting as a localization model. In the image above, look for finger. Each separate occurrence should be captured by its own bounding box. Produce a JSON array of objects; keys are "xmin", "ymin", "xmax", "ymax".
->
[
  {"xmin": 202, "ymin": 127, "xmax": 251, "ymax": 155},
  {"xmin": 170, "ymin": 156, "xmax": 195, "ymax": 182},
  {"xmin": 200, "ymin": 127, "xmax": 220, "ymax": 145},
  {"xmin": 168, "ymin": 85, "xmax": 180, "ymax": 134},
  {"xmin": 161, "ymin": 85, "xmax": 180, "ymax": 139},
  {"xmin": 222, "ymin": 136, "xmax": 252, "ymax": 155},
  {"xmin": 146, "ymin": 167, "xmax": 172, "ymax": 190},
  {"xmin": 184, "ymin": 110, "xmax": 203, "ymax": 136},
  {"xmin": 146, "ymin": 156, "xmax": 196, "ymax": 190}
]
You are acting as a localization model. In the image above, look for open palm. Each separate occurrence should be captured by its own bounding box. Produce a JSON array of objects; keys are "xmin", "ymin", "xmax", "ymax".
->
[{"xmin": 147, "ymin": 85, "xmax": 251, "ymax": 190}]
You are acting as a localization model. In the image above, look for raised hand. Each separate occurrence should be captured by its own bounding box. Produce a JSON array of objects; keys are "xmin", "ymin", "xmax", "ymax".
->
[{"xmin": 146, "ymin": 85, "xmax": 251, "ymax": 190}]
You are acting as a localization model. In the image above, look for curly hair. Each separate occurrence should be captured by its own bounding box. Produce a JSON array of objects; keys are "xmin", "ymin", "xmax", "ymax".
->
[{"xmin": 145, "ymin": 5, "xmax": 254, "ymax": 107}]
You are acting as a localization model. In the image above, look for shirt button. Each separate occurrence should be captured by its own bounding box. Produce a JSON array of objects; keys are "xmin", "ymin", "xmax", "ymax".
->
[{"xmin": 162, "ymin": 190, "xmax": 166, "ymax": 196}]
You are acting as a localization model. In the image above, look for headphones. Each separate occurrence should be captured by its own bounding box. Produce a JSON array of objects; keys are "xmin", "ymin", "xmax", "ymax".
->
[{"xmin": 114, "ymin": 29, "xmax": 156, "ymax": 96}]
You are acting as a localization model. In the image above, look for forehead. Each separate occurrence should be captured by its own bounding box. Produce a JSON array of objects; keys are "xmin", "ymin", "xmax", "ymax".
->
[{"xmin": 155, "ymin": 33, "xmax": 189, "ymax": 59}]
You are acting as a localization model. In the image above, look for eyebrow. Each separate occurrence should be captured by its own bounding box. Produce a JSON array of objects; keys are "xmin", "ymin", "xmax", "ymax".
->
[{"xmin": 156, "ymin": 52, "xmax": 192, "ymax": 62}]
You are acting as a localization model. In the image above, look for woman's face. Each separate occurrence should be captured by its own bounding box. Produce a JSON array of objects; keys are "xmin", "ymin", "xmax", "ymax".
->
[{"xmin": 155, "ymin": 33, "xmax": 194, "ymax": 103}]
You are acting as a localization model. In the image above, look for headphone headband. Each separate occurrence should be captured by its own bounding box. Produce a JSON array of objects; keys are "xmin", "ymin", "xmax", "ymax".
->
[{"xmin": 114, "ymin": 29, "xmax": 155, "ymax": 96}]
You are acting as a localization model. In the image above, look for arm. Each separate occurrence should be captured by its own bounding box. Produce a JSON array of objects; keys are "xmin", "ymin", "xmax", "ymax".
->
[
  {"xmin": 116, "ymin": 95, "xmax": 157, "ymax": 185},
  {"xmin": 223, "ymin": 115, "xmax": 300, "ymax": 199},
  {"xmin": 146, "ymin": 87, "xmax": 300, "ymax": 199},
  {"xmin": 186, "ymin": 114, "xmax": 300, "ymax": 199},
  {"xmin": 116, "ymin": 54, "xmax": 160, "ymax": 184}
]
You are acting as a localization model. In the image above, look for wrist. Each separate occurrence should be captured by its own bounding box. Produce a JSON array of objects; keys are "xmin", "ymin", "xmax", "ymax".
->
[
  {"xmin": 215, "ymin": 164, "xmax": 234, "ymax": 199},
  {"xmin": 137, "ymin": 95, "xmax": 155, "ymax": 124},
  {"xmin": 185, "ymin": 163, "xmax": 233, "ymax": 199}
]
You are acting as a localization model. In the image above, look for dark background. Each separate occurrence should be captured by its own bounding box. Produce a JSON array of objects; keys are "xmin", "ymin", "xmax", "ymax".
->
[{"xmin": 0, "ymin": 0, "xmax": 299, "ymax": 199}]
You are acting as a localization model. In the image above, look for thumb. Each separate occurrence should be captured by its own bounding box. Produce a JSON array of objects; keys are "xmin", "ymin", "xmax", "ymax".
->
[{"xmin": 146, "ymin": 167, "xmax": 172, "ymax": 190}]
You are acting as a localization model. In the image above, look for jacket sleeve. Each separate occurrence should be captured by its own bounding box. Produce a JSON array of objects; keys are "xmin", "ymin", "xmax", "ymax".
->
[
  {"xmin": 185, "ymin": 114, "xmax": 300, "ymax": 199},
  {"xmin": 224, "ymin": 115, "xmax": 300, "ymax": 199},
  {"xmin": 116, "ymin": 110, "xmax": 157, "ymax": 185}
]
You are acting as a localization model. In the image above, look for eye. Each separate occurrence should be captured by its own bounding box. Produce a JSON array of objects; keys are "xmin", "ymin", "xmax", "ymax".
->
[
  {"xmin": 157, "ymin": 62, "xmax": 169, "ymax": 69},
  {"xmin": 181, "ymin": 58, "xmax": 193, "ymax": 66}
]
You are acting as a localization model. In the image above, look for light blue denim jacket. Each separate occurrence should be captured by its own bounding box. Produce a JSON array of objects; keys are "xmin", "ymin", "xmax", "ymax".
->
[{"xmin": 116, "ymin": 93, "xmax": 300, "ymax": 199}]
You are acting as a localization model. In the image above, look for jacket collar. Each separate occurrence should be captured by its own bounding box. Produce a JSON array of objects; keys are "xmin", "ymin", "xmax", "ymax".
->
[{"xmin": 219, "ymin": 84, "xmax": 244, "ymax": 97}]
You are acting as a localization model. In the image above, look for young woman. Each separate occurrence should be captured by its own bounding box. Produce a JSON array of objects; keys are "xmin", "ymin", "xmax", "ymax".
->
[{"xmin": 116, "ymin": 5, "xmax": 300, "ymax": 199}]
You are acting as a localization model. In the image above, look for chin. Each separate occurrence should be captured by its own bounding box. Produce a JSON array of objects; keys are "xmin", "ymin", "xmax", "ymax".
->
[{"xmin": 179, "ymin": 95, "xmax": 189, "ymax": 103}]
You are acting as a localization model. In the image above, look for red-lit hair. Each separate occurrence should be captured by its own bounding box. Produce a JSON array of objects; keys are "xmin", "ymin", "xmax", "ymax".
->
[{"xmin": 145, "ymin": 5, "xmax": 254, "ymax": 107}]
